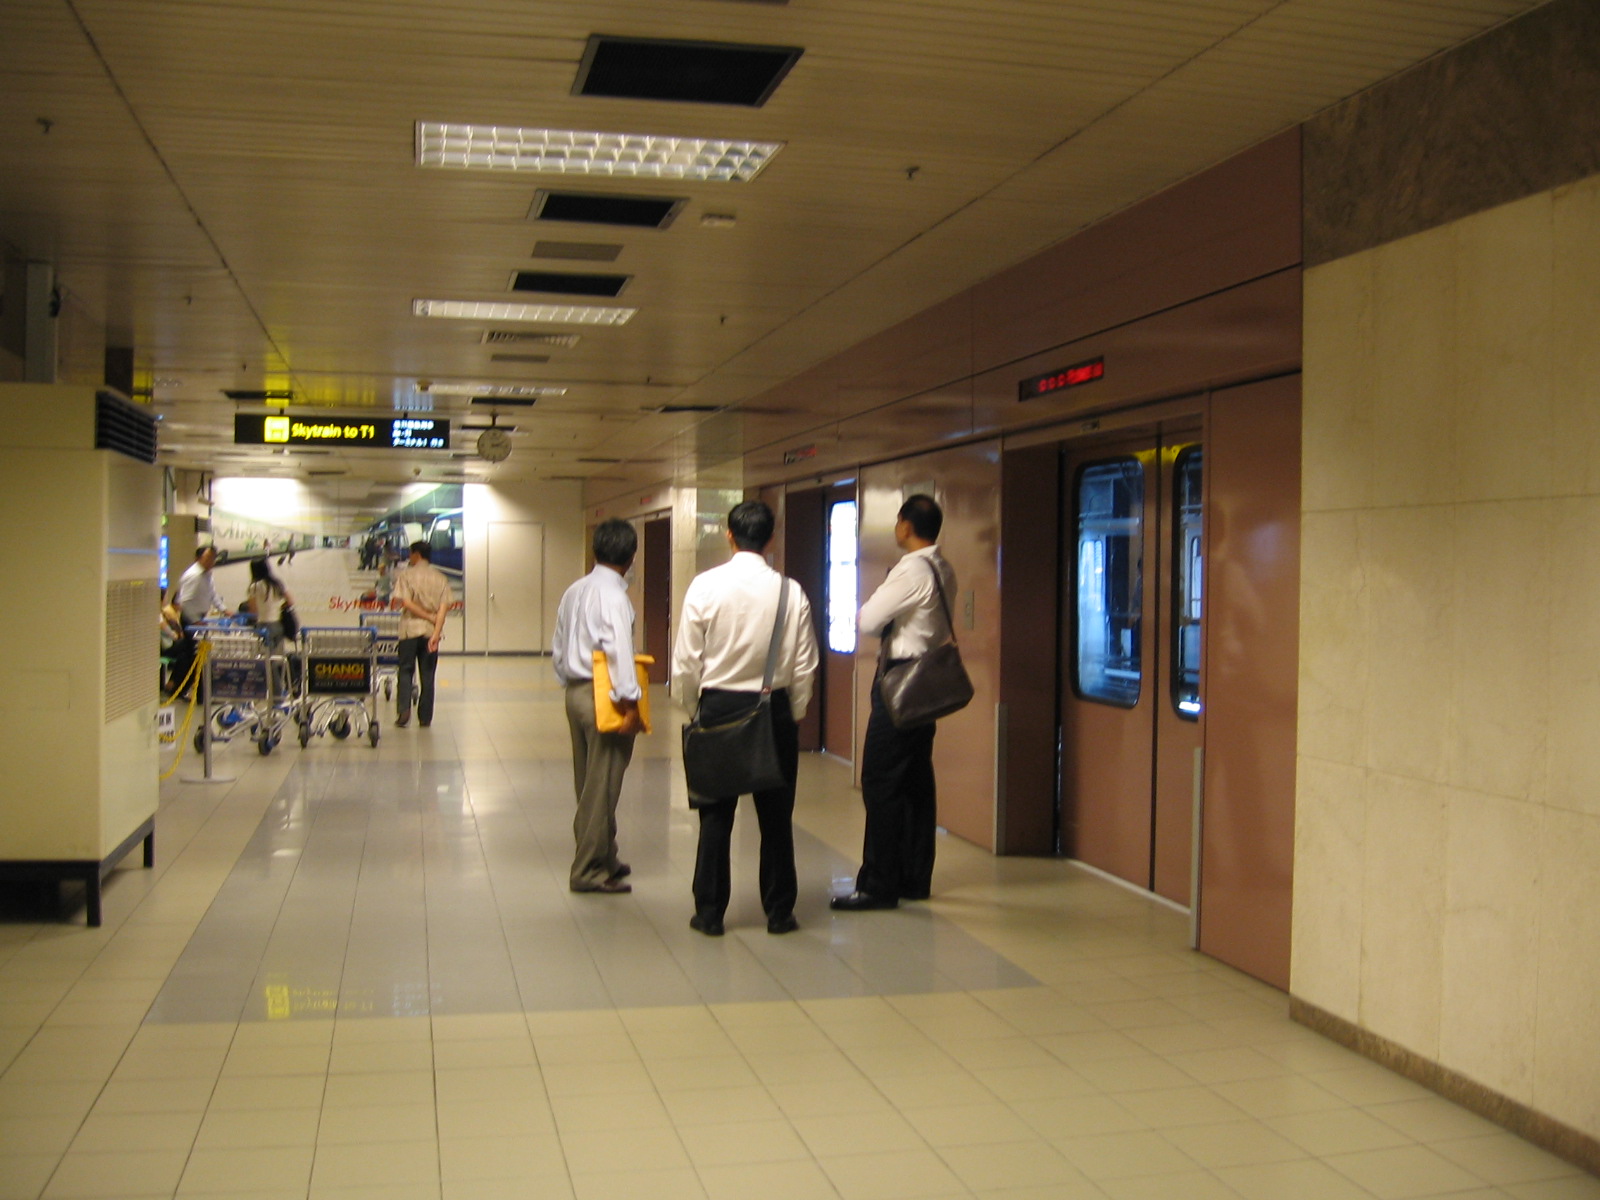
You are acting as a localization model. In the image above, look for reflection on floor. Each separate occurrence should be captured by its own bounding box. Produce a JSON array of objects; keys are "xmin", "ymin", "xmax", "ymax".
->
[{"xmin": 0, "ymin": 658, "xmax": 1593, "ymax": 1199}]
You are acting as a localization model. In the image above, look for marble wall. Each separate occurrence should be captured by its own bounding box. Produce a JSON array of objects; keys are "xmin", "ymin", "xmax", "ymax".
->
[
  {"xmin": 1304, "ymin": 0, "xmax": 1600, "ymax": 267},
  {"xmin": 1294, "ymin": 174, "xmax": 1600, "ymax": 1141}
]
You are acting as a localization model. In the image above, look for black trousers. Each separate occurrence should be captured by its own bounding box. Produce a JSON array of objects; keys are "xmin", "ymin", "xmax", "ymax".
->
[
  {"xmin": 396, "ymin": 635, "xmax": 438, "ymax": 724},
  {"xmin": 856, "ymin": 671, "xmax": 938, "ymax": 900},
  {"xmin": 691, "ymin": 688, "xmax": 799, "ymax": 922}
]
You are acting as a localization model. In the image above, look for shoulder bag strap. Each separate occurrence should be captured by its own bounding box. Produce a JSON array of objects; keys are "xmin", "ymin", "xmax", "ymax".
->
[
  {"xmin": 760, "ymin": 576, "xmax": 790, "ymax": 695},
  {"xmin": 925, "ymin": 556, "xmax": 958, "ymax": 646}
]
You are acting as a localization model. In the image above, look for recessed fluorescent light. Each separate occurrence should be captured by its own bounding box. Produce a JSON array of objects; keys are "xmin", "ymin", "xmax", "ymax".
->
[
  {"xmin": 425, "ymin": 383, "xmax": 568, "ymax": 398},
  {"xmin": 413, "ymin": 299, "xmax": 635, "ymax": 326},
  {"xmin": 416, "ymin": 122, "xmax": 782, "ymax": 183}
]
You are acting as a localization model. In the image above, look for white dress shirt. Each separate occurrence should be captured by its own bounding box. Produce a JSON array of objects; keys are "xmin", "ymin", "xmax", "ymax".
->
[
  {"xmin": 672, "ymin": 552, "xmax": 819, "ymax": 720},
  {"xmin": 174, "ymin": 560, "xmax": 222, "ymax": 625},
  {"xmin": 551, "ymin": 564, "xmax": 640, "ymax": 702},
  {"xmin": 857, "ymin": 544, "xmax": 957, "ymax": 660}
]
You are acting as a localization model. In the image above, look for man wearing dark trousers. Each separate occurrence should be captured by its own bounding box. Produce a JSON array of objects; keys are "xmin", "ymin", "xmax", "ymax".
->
[
  {"xmin": 392, "ymin": 540, "xmax": 451, "ymax": 728},
  {"xmin": 672, "ymin": 500, "xmax": 818, "ymax": 936},
  {"xmin": 832, "ymin": 494, "xmax": 956, "ymax": 912},
  {"xmin": 551, "ymin": 519, "xmax": 643, "ymax": 895}
]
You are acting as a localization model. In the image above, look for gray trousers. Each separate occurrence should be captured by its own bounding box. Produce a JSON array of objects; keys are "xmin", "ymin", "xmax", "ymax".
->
[{"xmin": 564, "ymin": 681, "xmax": 636, "ymax": 888}]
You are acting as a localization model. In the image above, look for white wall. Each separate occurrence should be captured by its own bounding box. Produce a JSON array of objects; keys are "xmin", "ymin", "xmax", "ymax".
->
[
  {"xmin": 1295, "ymin": 174, "xmax": 1600, "ymax": 1140},
  {"xmin": 462, "ymin": 480, "xmax": 584, "ymax": 653}
]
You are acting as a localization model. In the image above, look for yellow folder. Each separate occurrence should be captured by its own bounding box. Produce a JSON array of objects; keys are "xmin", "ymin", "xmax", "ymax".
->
[{"xmin": 593, "ymin": 650, "xmax": 653, "ymax": 734}]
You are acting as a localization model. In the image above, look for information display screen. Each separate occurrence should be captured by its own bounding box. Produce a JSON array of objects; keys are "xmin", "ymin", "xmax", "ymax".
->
[
  {"xmin": 234, "ymin": 414, "xmax": 449, "ymax": 450},
  {"xmin": 1018, "ymin": 356, "xmax": 1105, "ymax": 402}
]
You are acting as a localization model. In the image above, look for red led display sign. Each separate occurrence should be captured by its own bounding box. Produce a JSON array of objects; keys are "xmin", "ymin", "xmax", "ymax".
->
[{"xmin": 1019, "ymin": 356, "xmax": 1105, "ymax": 401}]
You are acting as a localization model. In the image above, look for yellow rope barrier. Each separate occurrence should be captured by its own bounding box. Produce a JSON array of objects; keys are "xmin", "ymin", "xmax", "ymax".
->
[{"xmin": 159, "ymin": 641, "xmax": 210, "ymax": 781}]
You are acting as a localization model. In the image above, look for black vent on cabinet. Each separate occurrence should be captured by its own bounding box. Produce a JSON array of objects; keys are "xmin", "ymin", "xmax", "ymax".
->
[
  {"xmin": 574, "ymin": 35, "xmax": 802, "ymax": 107},
  {"xmin": 94, "ymin": 390, "xmax": 158, "ymax": 463},
  {"xmin": 533, "ymin": 191, "xmax": 684, "ymax": 229},
  {"xmin": 511, "ymin": 271, "xmax": 630, "ymax": 298},
  {"xmin": 532, "ymin": 240, "xmax": 624, "ymax": 262}
]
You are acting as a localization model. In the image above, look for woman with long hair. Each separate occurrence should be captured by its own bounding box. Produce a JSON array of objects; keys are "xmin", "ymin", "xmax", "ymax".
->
[{"xmin": 245, "ymin": 558, "xmax": 295, "ymax": 649}]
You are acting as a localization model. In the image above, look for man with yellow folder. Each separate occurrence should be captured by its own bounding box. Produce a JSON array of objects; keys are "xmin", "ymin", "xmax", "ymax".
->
[{"xmin": 552, "ymin": 519, "xmax": 647, "ymax": 894}]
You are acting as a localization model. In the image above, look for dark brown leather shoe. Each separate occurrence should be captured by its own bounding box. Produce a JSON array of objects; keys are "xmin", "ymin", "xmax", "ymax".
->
[
  {"xmin": 829, "ymin": 891, "xmax": 897, "ymax": 912},
  {"xmin": 689, "ymin": 913, "xmax": 724, "ymax": 937},
  {"xmin": 571, "ymin": 878, "xmax": 632, "ymax": 894}
]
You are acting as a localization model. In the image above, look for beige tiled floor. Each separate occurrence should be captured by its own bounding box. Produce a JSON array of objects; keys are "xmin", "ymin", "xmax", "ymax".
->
[{"xmin": 0, "ymin": 659, "xmax": 1594, "ymax": 1199}]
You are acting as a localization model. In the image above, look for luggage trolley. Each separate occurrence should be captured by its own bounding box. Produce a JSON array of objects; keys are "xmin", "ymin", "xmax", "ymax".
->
[
  {"xmin": 296, "ymin": 626, "xmax": 380, "ymax": 747},
  {"xmin": 194, "ymin": 624, "xmax": 287, "ymax": 755},
  {"xmin": 359, "ymin": 611, "xmax": 402, "ymax": 704}
]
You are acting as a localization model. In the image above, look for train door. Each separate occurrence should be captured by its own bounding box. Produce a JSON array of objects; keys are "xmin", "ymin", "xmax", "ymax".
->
[
  {"xmin": 640, "ymin": 515, "xmax": 670, "ymax": 684},
  {"xmin": 1060, "ymin": 424, "xmax": 1202, "ymax": 905},
  {"xmin": 782, "ymin": 481, "xmax": 858, "ymax": 759}
]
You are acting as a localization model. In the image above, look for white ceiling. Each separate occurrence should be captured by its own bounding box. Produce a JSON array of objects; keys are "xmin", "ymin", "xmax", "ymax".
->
[{"xmin": 0, "ymin": 0, "xmax": 1540, "ymax": 511}]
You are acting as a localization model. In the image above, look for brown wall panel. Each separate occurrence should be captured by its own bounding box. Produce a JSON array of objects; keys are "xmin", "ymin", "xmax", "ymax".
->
[
  {"xmin": 835, "ymin": 381, "xmax": 975, "ymax": 467},
  {"xmin": 997, "ymin": 443, "xmax": 1061, "ymax": 855},
  {"xmin": 857, "ymin": 442, "xmax": 1000, "ymax": 851},
  {"xmin": 973, "ymin": 269, "xmax": 1303, "ymax": 438},
  {"xmin": 972, "ymin": 132, "xmax": 1302, "ymax": 373},
  {"xmin": 1199, "ymin": 375, "xmax": 1302, "ymax": 989}
]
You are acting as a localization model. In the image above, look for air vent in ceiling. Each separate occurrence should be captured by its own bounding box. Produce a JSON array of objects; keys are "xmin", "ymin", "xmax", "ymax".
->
[
  {"xmin": 95, "ymin": 390, "xmax": 158, "ymax": 463},
  {"xmin": 577, "ymin": 457, "xmax": 622, "ymax": 464},
  {"xmin": 532, "ymin": 191, "xmax": 683, "ymax": 229},
  {"xmin": 222, "ymin": 389, "xmax": 294, "ymax": 402},
  {"xmin": 574, "ymin": 35, "xmax": 802, "ymax": 107},
  {"xmin": 490, "ymin": 353, "xmax": 552, "ymax": 364},
  {"xmin": 306, "ymin": 469, "xmax": 346, "ymax": 476},
  {"xmin": 462, "ymin": 423, "xmax": 517, "ymax": 432},
  {"xmin": 511, "ymin": 271, "xmax": 629, "ymax": 298},
  {"xmin": 483, "ymin": 330, "xmax": 580, "ymax": 347},
  {"xmin": 532, "ymin": 240, "xmax": 624, "ymax": 262},
  {"xmin": 471, "ymin": 395, "xmax": 539, "ymax": 408},
  {"xmin": 648, "ymin": 403, "xmax": 719, "ymax": 414}
]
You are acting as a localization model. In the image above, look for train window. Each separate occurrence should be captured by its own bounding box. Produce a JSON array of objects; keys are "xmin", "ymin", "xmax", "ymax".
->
[
  {"xmin": 1075, "ymin": 458, "xmax": 1143, "ymax": 706},
  {"xmin": 826, "ymin": 499, "xmax": 858, "ymax": 654},
  {"xmin": 1173, "ymin": 447, "xmax": 1202, "ymax": 719}
]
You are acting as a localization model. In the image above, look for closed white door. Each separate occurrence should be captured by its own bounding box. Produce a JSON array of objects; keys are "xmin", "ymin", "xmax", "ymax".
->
[{"xmin": 485, "ymin": 521, "xmax": 544, "ymax": 652}]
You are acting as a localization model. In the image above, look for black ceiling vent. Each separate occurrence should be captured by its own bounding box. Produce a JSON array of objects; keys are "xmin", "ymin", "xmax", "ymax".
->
[
  {"xmin": 222, "ymin": 388, "xmax": 294, "ymax": 402},
  {"xmin": 648, "ymin": 403, "xmax": 719, "ymax": 414},
  {"xmin": 483, "ymin": 330, "xmax": 579, "ymax": 347},
  {"xmin": 490, "ymin": 353, "xmax": 552, "ymax": 364},
  {"xmin": 532, "ymin": 240, "xmax": 624, "ymax": 262},
  {"xmin": 532, "ymin": 191, "xmax": 683, "ymax": 229},
  {"xmin": 471, "ymin": 395, "xmax": 539, "ymax": 408},
  {"xmin": 95, "ymin": 390, "xmax": 158, "ymax": 463},
  {"xmin": 511, "ymin": 271, "xmax": 630, "ymax": 298},
  {"xmin": 462, "ymin": 423, "xmax": 517, "ymax": 432},
  {"xmin": 574, "ymin": 35, "xmax": 802, "ymax": 107}
]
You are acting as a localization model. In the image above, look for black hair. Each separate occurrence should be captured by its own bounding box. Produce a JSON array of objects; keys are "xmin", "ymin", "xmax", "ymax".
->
[
  {"xmin": 898, "ymin": 493, "xmax": 943, "ymax": 541},
  {"xmin": 249, "ymin": 558, "xmax": 285, "ymax": 594},
  {"xmin": 195, "ymin": 545, "xmax": 214, "ymax": 560},
  {"xmin": 592, "ymin": 518, "xmax": 637, "ymax": 568},
  {"xmin": 728, "ymin": 500, "xmax": 775, "ymax": 553},
  {"xmin": 410, "ymin": 540, "xmax": 432, "ymax": 561}
]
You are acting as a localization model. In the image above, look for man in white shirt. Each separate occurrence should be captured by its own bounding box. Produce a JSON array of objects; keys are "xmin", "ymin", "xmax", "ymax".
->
[
  {"xmin": 672, "ymin": 501, "xmax": 819, "ymax": 936},
  {"xmin": 832, "ymin": 494, "xmax": 955, "ymax": 912},
  {"xmin": 171, "ymin": 545, "xmax": 224, "ymax": 697},
  {"xmin": 551, "ymin": 519, "xmax": 643, "ymax": 895},
  {"xmin": 391, "ymin": 540, "xmax": 452, "ymax": 728}
]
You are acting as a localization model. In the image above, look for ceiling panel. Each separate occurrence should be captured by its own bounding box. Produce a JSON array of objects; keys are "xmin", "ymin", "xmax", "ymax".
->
[{"xmin": 0, "ymin": 0, "xmax": 1542, "ymax": 516}]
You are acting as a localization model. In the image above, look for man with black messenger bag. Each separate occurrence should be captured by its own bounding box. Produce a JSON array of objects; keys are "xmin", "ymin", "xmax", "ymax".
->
[{"xmin": 673, "ymin": 501, "xmax": 819, "ymax": 937}]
